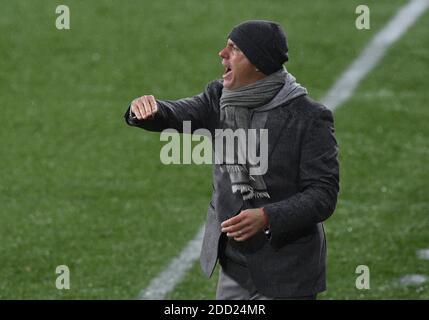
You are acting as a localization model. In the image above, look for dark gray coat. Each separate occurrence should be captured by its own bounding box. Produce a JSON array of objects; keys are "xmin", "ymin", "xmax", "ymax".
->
[{"xmin": 124, "ymin": 79, "xmax": 340, "ymax": 298}]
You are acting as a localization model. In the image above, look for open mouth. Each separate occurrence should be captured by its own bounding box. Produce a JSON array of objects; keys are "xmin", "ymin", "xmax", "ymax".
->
[{"xmin": 223, "ymin": 66, "xmax": 232, "ymax": 78}]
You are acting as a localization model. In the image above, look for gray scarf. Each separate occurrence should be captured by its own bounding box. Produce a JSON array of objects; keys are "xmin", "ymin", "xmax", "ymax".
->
[{"xmin": 219, "ymin": 68, "xmax": 307, "ymax": 200}]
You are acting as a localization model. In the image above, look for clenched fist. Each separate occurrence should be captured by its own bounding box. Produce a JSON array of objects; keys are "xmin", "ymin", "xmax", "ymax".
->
[{"xmin": 130, "ymin": 95, "xmax": 158, "ymax": 120}]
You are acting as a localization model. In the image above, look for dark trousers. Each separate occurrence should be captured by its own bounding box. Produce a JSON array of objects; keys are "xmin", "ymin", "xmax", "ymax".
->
[{"xmin": 216, "ymin": 267, "xmax": 317, "ymax": 300}]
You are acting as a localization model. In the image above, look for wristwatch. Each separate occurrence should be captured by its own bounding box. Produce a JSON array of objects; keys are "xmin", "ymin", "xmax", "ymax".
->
[{"xmin": 264, "ymin": 227, "xmax": 271, "ymax": 239}]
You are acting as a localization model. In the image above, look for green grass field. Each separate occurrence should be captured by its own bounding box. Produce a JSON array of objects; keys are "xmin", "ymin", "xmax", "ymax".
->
[{"xmin": 1, "ymin": 0, "xmax": 427, "ymax": 299}]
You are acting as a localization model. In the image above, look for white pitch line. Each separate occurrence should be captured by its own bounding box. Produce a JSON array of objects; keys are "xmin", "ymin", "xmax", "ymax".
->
[
  {"xmin": 398, "ymin": 274, "xmax": 428, "ymax": 286},
  {"xmin": 323, "ymin": 0, "xmax": 429, "ymax": 110},
  {"xmin": 138, "ymin": 225, "xmax": 205, "ymax": 300},
  {"xmin": 417, "ymin": 248, "xmax": 429, "ymax": 260},
  {"xmin": 137, "ymin": 0, "xmax": 429, "ymax": 299}
]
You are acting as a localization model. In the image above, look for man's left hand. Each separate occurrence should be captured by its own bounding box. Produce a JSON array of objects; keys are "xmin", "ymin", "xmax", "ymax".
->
[{"xmin": 221, "ymin": 208, "xmax": 268, "ymax": 242}]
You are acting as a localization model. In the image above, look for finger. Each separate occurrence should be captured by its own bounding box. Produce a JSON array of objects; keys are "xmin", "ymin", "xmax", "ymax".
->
[
  {"xmin": 131, "ymin": 101, "xmax": 143, "ymax": 120},
  {"xmin": 145, "ymin": 95, "xmax": 157, "ymax": 119},
  {"xmin": 234, "ymin": 233, "xmax": 250, "ymax": 242},
  {"xmin": 148, "ymin": 95, "xmax": 158, "ymax": 115},
  {"xmin": 227, "ymin": 225, "xmax": 253, "ymax": 238},
  {"xmin": 234, "ymin": 226, "xmax": 258, "ymax": 241},
  {"xmin": 221, "ymin": 213, "xmax": 243, "ymax": 228},
  {"xmin": 138, "ymin": 97, "xmax": 148, "ymax": 118},
  {"xmin": 142, "ymin": 96, "xmax": 154, "ymax": 119},
  {"xmin": 141, "ymin": 97, "xmax": 149, "ymax": 117},
  {"xmin": 224, "ymin": 210, "xmax": 251, "ymax": 228},
  {"xmin": 222, "ymin": 220, "xmax": 249, "ymax": 233}
]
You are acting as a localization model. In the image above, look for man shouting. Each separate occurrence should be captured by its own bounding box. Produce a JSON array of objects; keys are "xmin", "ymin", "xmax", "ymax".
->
[{"xmin": 124, "ymin": 20, "xmax": 340, "ymax": 300}]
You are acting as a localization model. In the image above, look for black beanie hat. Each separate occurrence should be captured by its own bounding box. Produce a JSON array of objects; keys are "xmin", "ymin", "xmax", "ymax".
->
[{"xmin": 228, "ymin": 20, "xmax": 289, "ymax": 75}]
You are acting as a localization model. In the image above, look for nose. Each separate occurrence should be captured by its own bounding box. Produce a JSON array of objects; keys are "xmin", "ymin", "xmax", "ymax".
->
[{"xmin": 219, "ymin": 47, "xmax": 228, "ymax": 59}]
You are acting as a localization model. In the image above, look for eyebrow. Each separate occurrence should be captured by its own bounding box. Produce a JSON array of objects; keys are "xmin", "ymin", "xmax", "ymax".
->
[{"xmin": 228, "ymin": 42, "xmax": 240, "ymax": 50}]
